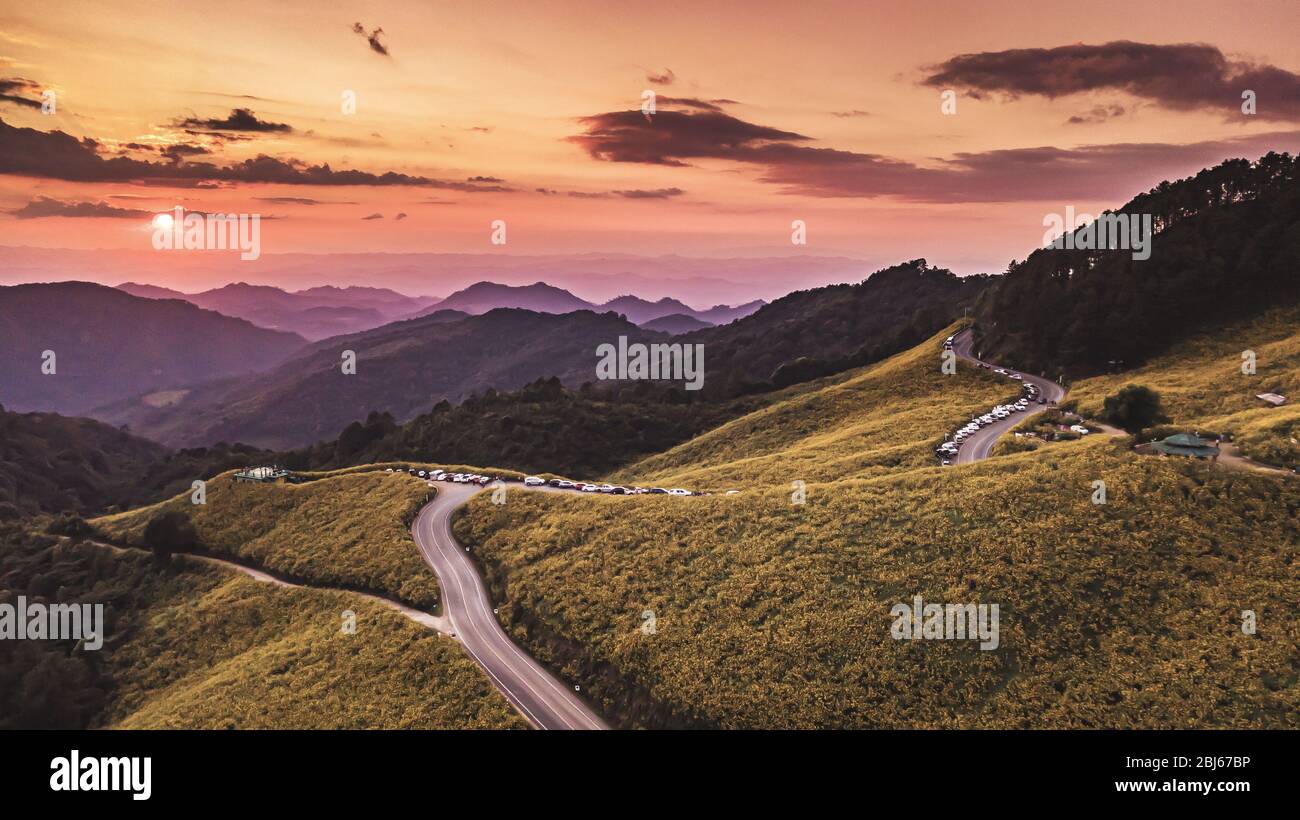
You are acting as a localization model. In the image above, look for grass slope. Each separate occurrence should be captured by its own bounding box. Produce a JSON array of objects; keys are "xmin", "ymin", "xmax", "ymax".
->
[
  {"xmin": 454, "ymin": 326, "xmax": 1300, "ymax": 729},
  {"xmin": 94, "ymin": 469, "xmax": 439, "ymax": 609},
  {"xmin": 1070, "ymin": 303, "xmax": 1300, "ymax": 469}
]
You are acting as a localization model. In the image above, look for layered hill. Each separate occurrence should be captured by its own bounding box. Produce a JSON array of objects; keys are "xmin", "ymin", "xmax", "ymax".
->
[
  {"xmin": 117, "ymin": 281, "xmax": 441, "ymax": 341},
  {"xmin": 0, "ymin": 282, "xmax": 306, "ymax": 415},
  {"xmin": 96, "ymin": 308, "xmax": 658, "ymax": 449}
]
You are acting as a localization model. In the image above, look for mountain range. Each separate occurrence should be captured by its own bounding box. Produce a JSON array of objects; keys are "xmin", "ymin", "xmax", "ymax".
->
[
  {"xmin": 116, "ymin": 281, "xmax": 442, "ymax": 340},
  {"xmin": 406, "ymin": 280, "xmax": 766, "ymax": 327}
]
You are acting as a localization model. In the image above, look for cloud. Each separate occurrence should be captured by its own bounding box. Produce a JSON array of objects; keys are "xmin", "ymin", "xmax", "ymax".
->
[
  {"xmin": 569, "ymin": 105, "xmax": 809, "ymax": 166},
  {"xmin": 831, "ymin": 110, "xmax": 872, "ymax": 118},
  {"xmin": 570, "ymin": 102, "xmax": 1300, "ymax": 201},
  {"xmin": 646, "ymin": 68, "xmax": 676, "ymax": 86},
  {"xmin": 0, "ymin": 77, "xmax": 42, "ymax": 109},
  {"xmin": 467, "ymin": 175, "xmax": 504, "ymax": 183},
  {"xmin": 395, "ymin": 212, "xmax": 408, "ymax": 220},
  {"xmin": 1067, "ymin": 104, "xmax": 1127, "ymax": 125},
  {"xmin": 351, "ymin": 22, "xmax": 389, "ymax": 56},
  {"xmin": 175, "ymin": 108, "xmax": 292, "ymax": 133},
  {"xmin": 161, "ymin": 142, "xmax": 212, "ymax": 160},
  {"xmin": 568, "ymin": 187, "xmax": 685, "ymax": 199},
  {"xmin": 10, "ymin": 196, "xmax": 151, "ymax": 219},
  {"xmin": 921, "ymin": 41, "xmax": 1300, "ymax": 121},
  {"xmin": 0, "ymin": 117, "xmax": 510, "ymax": 189},
  {"xmin": 361, "ymin": 212, "xmax": 383, "ymax": 219}
]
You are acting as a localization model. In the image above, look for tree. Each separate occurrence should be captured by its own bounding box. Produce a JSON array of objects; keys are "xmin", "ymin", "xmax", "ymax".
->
[
  {"xmin": 142, "ymin": 510, "xmax": 198, "ymax": 568},
  {"xmin": 1102, "ymin": 384, "xmax": 1170, "ymax": 434}
]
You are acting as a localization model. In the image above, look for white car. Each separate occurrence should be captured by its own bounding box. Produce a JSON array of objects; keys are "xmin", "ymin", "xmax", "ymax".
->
[
  {"xmin": 524, "ymin": 476, "xmax": 545, "ymax": 486},
  {"xmin": 1010, "ymin": 373, "xmax": 1023, "ymax": 381},
  {"xmin": 581, "ymin": 484, "xmax": 600, "ymax": 492},
  {"xmin": 1070, "ymin": 425, "xmax": 1091, "ymax": 435},
  {"xmin": 668, "ymin": 489, "xmax": 691, "ymax": 496}
]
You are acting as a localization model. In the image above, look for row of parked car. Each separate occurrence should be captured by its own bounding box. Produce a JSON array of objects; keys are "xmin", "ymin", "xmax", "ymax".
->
[
  {"xmin": 388, "ymin": 466, "xmax": 697, "ymax": 496},
  {"xmin": 934, "ymin": 382, "xmax": 1043, "ymax": 464},
  {"xmin": 525, "ymin": 476, "xmax": 693, "ymax": 496}
]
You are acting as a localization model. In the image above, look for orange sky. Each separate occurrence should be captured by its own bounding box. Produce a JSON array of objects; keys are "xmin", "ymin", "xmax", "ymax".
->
[{"xmin": 1, "ymin": 0, "xmax": 1299, "ymax": 280}]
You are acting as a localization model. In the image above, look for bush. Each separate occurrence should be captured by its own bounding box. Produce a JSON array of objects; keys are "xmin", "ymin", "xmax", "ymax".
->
[{"xmin": 1101, "ymin": 385, "xmax": 1170, "ymax": 434}]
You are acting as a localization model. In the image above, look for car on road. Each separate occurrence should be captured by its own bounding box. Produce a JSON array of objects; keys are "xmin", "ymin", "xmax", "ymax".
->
[
  {"xmin": 1070, "ymin": 424, "xmax": 1091, "ymax": 435},
  {"xmin": 668, "ymin": 488, "xmax": 691, "ymax": 496},
  {"xmin": 581, "ymin": 484, "xmax": 600, "ymax": 492},
  {"xmin": 649, "ymin": 488, "xmax": 668, "ymax": 494},
  {"xmin": 524, "ymin": 476, "xmax": 545, "ymax": 486},
  {"xmin": 1010, "ymin": 373, "xmax": 1023, "ymax": 380}
]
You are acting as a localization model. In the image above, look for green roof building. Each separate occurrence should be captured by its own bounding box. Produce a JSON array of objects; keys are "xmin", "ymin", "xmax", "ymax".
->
[{"xmin": 1149, "ymin": 433, "xmax": 1220, "ymax": 459}]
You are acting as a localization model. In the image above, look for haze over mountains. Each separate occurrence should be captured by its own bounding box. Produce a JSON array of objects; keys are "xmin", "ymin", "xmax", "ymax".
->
[
  {"xmin": 117, "ymin": 281, "xmax": 442, "ymax": 340},
  {"xmin": 410, "ymin": 281, "xmax": 765, "ymax": 327}
]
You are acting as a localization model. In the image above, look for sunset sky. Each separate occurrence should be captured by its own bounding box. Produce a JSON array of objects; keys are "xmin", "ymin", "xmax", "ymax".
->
[{"xmin": 2, "ymin": 0, "xmax": 1299, "ymax": 291}]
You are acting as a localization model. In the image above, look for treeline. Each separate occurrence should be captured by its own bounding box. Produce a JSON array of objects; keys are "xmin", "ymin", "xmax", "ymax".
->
[
  {"xmin": 975, "ymin": 152, "xmax": 1300, "ymax": 377},
  {"xmin": 287, "ymin": 376, "xmax": 770, "ymax": 478},
  {"xmin": 0, "ymin": 404, "xmax": 274, "ymax": 518}
]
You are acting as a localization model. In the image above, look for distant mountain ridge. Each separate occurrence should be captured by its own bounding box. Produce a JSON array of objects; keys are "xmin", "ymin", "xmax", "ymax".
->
[
  {"xmin": 0, "ymin": 282, "xmax": 306, "ymax": 416},
  {"xmin": 408, "ymin": 281, "xmax": 765, "ymax": 328},
  {"xmin": 116, "ymin": 281, "xmax": 442, "ymax": 340}
]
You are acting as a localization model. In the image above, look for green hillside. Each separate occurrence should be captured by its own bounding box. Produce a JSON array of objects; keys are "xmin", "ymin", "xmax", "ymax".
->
[
  {"xmin": 0, "ymin": 523, "xmax": 524, "ymax": 729},
  {"xmin": 452, "ymin": 324, "xmax": 1300, "ymax": 729},
  {"xmin": 94, "ymin": 469, "xmax": 440, "ymax": 609}
]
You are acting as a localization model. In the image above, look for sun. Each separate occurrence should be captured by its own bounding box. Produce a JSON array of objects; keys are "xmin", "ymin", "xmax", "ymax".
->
[{"xmin": 151, "ymin": 212, "xmax": 174, "ymax": 230}]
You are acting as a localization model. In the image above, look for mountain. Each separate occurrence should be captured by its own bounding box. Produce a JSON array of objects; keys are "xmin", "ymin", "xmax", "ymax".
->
[
  {"xmin": 974, "ymin": 152, "xmax": 1300, "ymax": 377},
  {"xmin": 680, "ymin": 260, "xmax": 991, "ymax": 397},
  {"xmin": 640, "ymin": 313, "xmax": 715, "ymax": 334},
  {"xmin": 599, "ymin": 295, "xmax": 696, "ymax": 324},
  {"xmin": 0, "ymin": 283, "xmax": 306, "ymax": 416},
  {"xmin": 412, "ymin": 281, "xmax": 595, "ymax": 317},
  {"xmin": 0, "ymin": 404, "xmax": 273, "ymax": 518},
  {"xmin": 95, "ymin": 308, "xmax": 660, "ymax": 449},
  {"xmin": 116, "ymin": 281, "xmax": 441, "ymax": 341},
  {"xmin": 696, "ymin": 299, "xmax": 766, "ymax": 325}
]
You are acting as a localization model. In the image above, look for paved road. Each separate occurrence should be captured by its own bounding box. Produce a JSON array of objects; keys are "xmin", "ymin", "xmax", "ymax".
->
[
  {"xmin": 950, "ymin": 329, "xmax": 1067, "ymax": 464},
  {"xmin": 411, "ymin": 482, "xmax": 609, "ymax": 730}
]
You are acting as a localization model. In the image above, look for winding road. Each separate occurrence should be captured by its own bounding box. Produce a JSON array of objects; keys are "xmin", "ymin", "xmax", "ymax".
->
[
  {"xmin": 950, "ymin": 328, "xmax": 1067, "ymax": 464},
  {"xmin": 411, "ymin": 482, "xmax": 609, "ymax": 730}
]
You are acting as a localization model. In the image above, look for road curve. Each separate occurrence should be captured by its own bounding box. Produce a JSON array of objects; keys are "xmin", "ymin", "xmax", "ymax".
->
[
  {"xmin": 411, "ymin": 482, "xmax": 609, "ymax": 730},
  {"xmin": 950, "ymin": 328, "xmax": 1067, "ymax": 464}
]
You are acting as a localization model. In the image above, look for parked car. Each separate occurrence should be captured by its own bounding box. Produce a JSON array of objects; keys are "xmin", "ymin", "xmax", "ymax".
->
[
  {"xmin": 581, "ymin": 484, "xmax": 600, "ymax": 492},
  {"xmin": 649, "ymin": 488, "xmax": 668, "ymax": 494},
  {"xmin": 524, "ymin": 476, "xmax": 545, "ymax": 486},
  {"xmin": 668, "ymin": 489, "xmax": 691, "ymax": 496}
]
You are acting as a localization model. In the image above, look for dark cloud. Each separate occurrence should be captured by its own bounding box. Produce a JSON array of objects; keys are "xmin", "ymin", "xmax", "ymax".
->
[
  {"xmin": 569, "ymin": 106, "xmax": 808, "ymax": 166},
  {"xmin": 361, "ymin": 212, "xmax": 384, "ymax": 220},
  {"xmin": 467, "ymin": 175, "xmax": 504, "ymax": 183},
  {"xmin": 175, "ymin": 108, "xmax": 292, "ymax": 133},
  {"xmin": 0, "ymin": 117, "xmax": 508, "ymax": 189},
  {"xmin": 161, "ymin": 142, "xmax": 212, "ymax": 161},
  {"xmin": 395, "ymin": 212, "xmax": 408, "ymax": 220},
  {"xmin": 568, "ymin": 187, "xmax": 685, "ymax": 199},
  {"xmin": 1067, "ymin": 104, "xmax": 1127, "ymax": 125},
  {"xmin": 922, "ymin": 41, "xmax": 1300, "ymax": 121},
  {"xmin": 11, "ymin": 196, "xmax": 151, "ymax": 219},
  {"xmin": 0, "ymin": 77, "xmax": 43, "ymax": 109},
  {"xmin": 646, "ymin": 68, "xmax": 676, "ymax": 86},
  {"xmin": 831, "ymin": 109, "xmax": 872, "ymax": 118},
  {"xmin": 570, "ymin": 103, "xmax": 1300, "ymax": 202},
  {"xmin": 351, "ymin": 22, "xmax": 389, "ymax": 56}
]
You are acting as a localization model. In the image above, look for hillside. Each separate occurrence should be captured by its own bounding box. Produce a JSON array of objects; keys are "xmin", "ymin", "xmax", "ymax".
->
[
  {"xmin": 681, "ymin": 260, "xmax": 990, "ymax": 398},
  {"xmin": 641, "ymin": 313, "xmax": 714, "ymax": 334},
  {"xmin": 451, "ymin": 325, "xmax": 1300, "ymax": 728},
  {"xmin": 975, "ymin": 152, "xmax": 1300, "ymax": 376},
  {"xmin": 0, "ymin": 282, "xmax": 306, "ymax": 415},
  {"xmin": 0, "ymin": 522, "xmax": 524, "ymax": 729},
  {"xmin": 94, "ymin": 468, "xmax": 440, "ymax": 608},
  {"xmin": 96, "ymin": 308, "xmax": 658, "ymax": 449}
]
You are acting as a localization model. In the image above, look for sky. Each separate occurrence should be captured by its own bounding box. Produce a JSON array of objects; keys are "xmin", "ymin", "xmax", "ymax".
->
[{"xmin": 1, "ymin": 0, "xmax": 1299, "ymax": 296}]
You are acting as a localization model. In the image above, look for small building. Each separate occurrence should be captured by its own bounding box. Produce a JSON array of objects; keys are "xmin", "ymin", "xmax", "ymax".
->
[
  {"xmin": 1149, "ymin": 433, "xmax": 1220, "ymax": 459},
  {"xmin": 234, "ymin": 465, "xmax": 292, "ymax": 483},
  {"xmin": 1256, "ymin": 392, "xmax": 1287, "ymax": 407}
]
